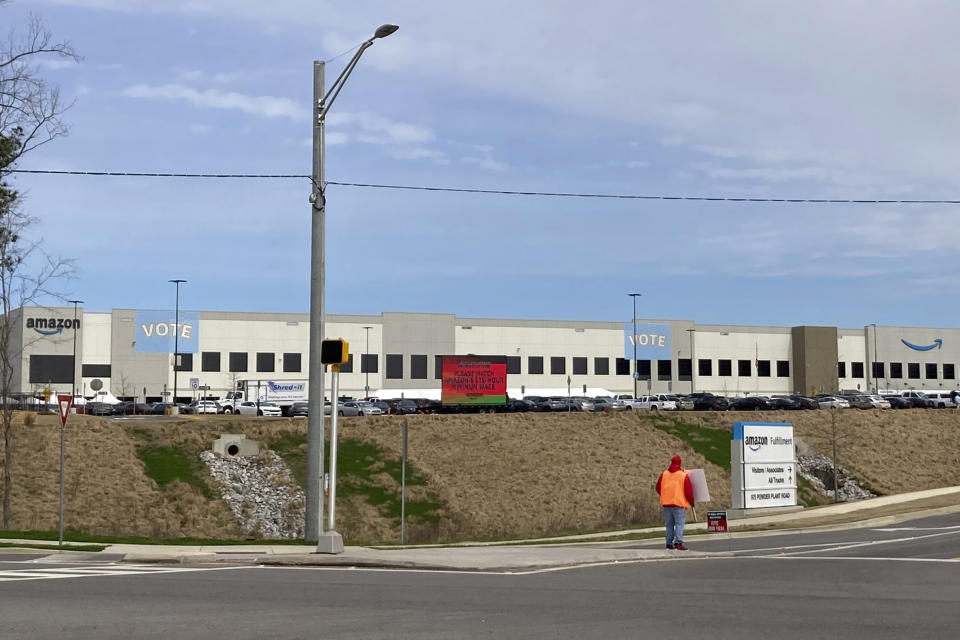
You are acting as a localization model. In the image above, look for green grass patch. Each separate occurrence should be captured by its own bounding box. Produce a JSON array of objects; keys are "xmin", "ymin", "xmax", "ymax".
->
[
  {"xmin": 649, "ymin": 415, "xmax": 732, "ymax": 470},
  {"xmin": 135, "ymin": 444, "xmax": 215, "ymax": 499},
  {"xmin": 268, "ymin": 435, "xmax": 443, "ymax": 524}
]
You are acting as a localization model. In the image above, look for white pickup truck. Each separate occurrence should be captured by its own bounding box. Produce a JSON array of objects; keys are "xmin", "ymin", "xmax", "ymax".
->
[{"xmin": 615, "ymin": 394, "xmax": 677, "ymax": 411}]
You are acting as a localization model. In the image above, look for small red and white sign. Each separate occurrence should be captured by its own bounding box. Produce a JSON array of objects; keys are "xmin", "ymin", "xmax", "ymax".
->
[
  {"xmin": 57, "ymin": 394, "xmax": 73, "ymax": 427},
  {"xmin": 707, "ymin": 510, "xmax": 728, "ymax": 533}
]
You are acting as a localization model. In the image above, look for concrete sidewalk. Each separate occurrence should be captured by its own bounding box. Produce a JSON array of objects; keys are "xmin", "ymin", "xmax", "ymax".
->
[{"xmin": 9, "ymin": 486, "xmax": 959, "ymax": 572}]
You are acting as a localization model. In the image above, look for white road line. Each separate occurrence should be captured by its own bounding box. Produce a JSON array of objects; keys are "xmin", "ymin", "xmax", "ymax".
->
[
  {"xmin": 0, "ymin": 564, "xmax": 244, "ymax": 582},
  {"xmin": 747, "ymin": 555, "xmax": 960, "ymax": 564},
  {"xmin": 873, "ymin": 525, "xmax": 960, "ymax": 532}
]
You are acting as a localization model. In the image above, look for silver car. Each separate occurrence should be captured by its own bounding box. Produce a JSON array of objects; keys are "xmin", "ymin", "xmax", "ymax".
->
[
  {"xmin": 817, "ymin": 396, "xmax": 850, "ymax": 409},
  {"xmin": 337, "ymin": 400, "xmax": 384, "ymax": 416}
]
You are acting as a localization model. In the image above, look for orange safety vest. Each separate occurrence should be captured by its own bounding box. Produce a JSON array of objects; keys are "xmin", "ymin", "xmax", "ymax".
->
[{"xmin": 659, "ymin": 469, "xmax": 690, "ymax": 508}]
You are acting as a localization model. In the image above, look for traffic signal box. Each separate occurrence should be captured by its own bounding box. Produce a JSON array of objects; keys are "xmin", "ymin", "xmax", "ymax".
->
[{"xmin": 321, "ymin": 338, "xmax": 350, "ymax": 371}]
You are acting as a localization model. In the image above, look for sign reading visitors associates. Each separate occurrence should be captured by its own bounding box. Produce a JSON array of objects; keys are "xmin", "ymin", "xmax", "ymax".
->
[
  {"xmin": 135, "ymin": 309, "xmax": 199, "ymax": 353},
  {"xmin": 731, "ymin": 422, "xmax": 797, "ymax": 509},
  {"xmin": 622, "ymin": 322, "xmax": 672, "ymax": 360}
]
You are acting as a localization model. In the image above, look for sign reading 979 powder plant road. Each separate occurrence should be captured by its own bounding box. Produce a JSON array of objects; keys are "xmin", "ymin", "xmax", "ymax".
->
[{"xmin": 731, "ymin": 422, "xmax": 797, "ymax": 509}]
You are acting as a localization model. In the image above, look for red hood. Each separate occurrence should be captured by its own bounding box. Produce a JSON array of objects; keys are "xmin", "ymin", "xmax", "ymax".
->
[{"xmin": 668, "ymin": 462, "xmax": 683, "ymax": 472}]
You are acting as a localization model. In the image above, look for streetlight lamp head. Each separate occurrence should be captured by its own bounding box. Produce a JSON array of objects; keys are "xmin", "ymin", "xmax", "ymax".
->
[{"xmin": 374, "ymin": 24, "xmax": 399, "ymax": 38}]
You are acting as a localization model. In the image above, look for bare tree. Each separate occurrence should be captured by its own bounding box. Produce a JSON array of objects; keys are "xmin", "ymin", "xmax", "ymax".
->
[{"xmin": 0, "ymin": 5, "xmax": 77, "ymax": 528}]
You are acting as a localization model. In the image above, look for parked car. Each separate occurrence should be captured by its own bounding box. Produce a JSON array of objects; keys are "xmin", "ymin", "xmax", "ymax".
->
[
  {"xmin": 388, "ymin": 399, "xmax": 419, "ymax": 415},
  {"xmin": 670, "ymin": 395, "xmax": 695, "ymax": 411},
  {"xmin": 113, "ymin": 401, "xmax": 152, "ymax": 415},
  {"xmin": 338, "ymin": 400, "xmax": 384, "ymax": 416},
  {"xmin": 688, "ymin": 393, "xmax": 729, "ymax": 411},
  {"xmin": 817, "ymin": 396, "xmax": 850, "ymax": 409},
  {"xmin": 288, "ymin": 401, "xmax": 309, "ymax": 417},
  {"xmin": 768, "ymin": 395, "xmax": 800, "ymax": 410},
  {"xmin": 593, "ymin": 396, "xmax": 626, "ymax": 411},
  {"xmin": 788, "ymin": 395, "xmax": 819, "ymax": 410},
  {"xmin": 882, "ymin": 394, "xmax": 912, "ymax": 409},
  {"xmin": 846, "ymin": 395, "xmax": 875, "ymax": 409},
  {"xmin": 507, "ymin": 397, "xmax": 532, "ymax": 412},
  {"xmin": 568, "ymin": 397, "xmax": 595, "ymax": 412},
  {"xmin": 862, "ymin": 394, "xmax": 892, "ymax": 409},
  {"xmin": 369, "ymin": 400, "xmax": 391, "ymax": 415},
  {"xmin": 636, "ymin": 395, "xmax": 677, "ymax": 411},
  {"xmin": 237, "ymin": 401, "xmax": 282, "ymax": 417},
  {"xmin": 926, "ymin": 392, "xmax": 957, "ymax": 409},
  {"xmin": 522, "ymin": 395, "xmax": 548, "ymax": 411},
  {"xmin": 729, "ymin": 396, "xmax": 771, "ymax": 411},
  {"xmin": 186, "ymin": 400, "xmax": 219, "ymax": 414},
  {"xmin": 900, "ymin": 391, "xmax": 934, "ymax": 408},
  {"xmin": 84, "ymin": 401, "xmax": 118, "ymax": 416},
  {"xmin": 543, "ymin": 397, "xmax": 568, "ymax": 411}
]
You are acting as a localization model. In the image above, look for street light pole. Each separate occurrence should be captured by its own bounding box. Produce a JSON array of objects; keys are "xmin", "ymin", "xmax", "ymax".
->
[
  {"xmin": 60, "ymin": 299, "xmax": 82, "ymax": 548},
  {"xmin": 686, "ymin": 328, "xmax": 696, "ymax": 394},
  {"xmin": 629, "ymin": 293, "xmax": 641, "ymax": 398},
  {"xmin": 362, "ymin": 326, "xmax": 372, "ymax": 397},
  {"xmin": 306, "ymin": 24, "xmax": 399, "ymax": 551},
  {"xmin": 168, "ymin": 279, "xmax": 186, "ymax": 414}
]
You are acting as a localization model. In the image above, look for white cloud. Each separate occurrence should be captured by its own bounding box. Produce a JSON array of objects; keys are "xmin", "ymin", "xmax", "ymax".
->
[
  {"xmin": 390, "ymin": 147, "xmax": 449, "ymax": 165},
  {"xmin": 460, "ymin": 145, "xmax": 507, "ymax": 172},
  {"xmin": 327, "ymin": 111, "xmax": 434, "ymax": 145},
  {"xmin": 120, "ymin": 83, "xmax": 308, "ymax": 121}
]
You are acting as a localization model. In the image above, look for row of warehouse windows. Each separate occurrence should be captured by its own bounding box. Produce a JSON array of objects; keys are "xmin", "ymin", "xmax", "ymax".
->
[
  {"xmin": 26, "ymin": 353, "xmax": 959, "ymax": 385},
  {"xmin": 842, "ymin": 361, "xmax": 956, "ymax": 380}
]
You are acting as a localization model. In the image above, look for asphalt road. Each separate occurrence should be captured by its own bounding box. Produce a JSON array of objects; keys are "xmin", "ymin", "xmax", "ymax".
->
[{"xmin": 1, "ymin": 513, "xmax": 957, "ymax": 640}]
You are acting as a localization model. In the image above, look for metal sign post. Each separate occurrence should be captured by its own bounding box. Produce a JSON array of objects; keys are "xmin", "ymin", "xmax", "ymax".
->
[
  {"xmin": 327, "ymin": 368, "xmax": 340, "ymax": 534},
  {"xmin": 401, "ymin": 419, "xmax": 408, "ymax": 545},
  {"xmin": 56, "ymin": 394, "xmax": 73, "ymax": 547}
]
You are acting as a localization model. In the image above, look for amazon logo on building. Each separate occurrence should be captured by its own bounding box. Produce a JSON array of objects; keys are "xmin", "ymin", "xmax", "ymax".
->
[
  {"xmin": 26, "ymin": 317, "xmax": 80, "ymax": 336},
  {"xmin": 901, "ymin": 338, "xmax": 943, "ymax": 351}
]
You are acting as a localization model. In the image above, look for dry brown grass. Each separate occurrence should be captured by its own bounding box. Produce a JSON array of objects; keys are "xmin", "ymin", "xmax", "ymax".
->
[{"xmin": 0, "ymin": 409, "xmax": 958, "ymax": 542}]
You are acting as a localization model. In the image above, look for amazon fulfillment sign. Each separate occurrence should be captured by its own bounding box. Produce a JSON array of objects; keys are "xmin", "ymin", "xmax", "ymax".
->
[{"xmin": 731, "ymin": 422, "xmax": 797, "ymax": 509}]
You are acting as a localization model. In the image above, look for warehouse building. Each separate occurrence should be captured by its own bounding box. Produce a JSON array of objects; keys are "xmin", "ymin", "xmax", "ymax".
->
[{"xmin": 6, "ymin": 305, "xmax": 959, "ymax": 403}]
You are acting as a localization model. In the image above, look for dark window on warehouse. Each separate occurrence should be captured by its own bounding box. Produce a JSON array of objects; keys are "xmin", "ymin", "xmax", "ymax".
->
[
  {"xmin": 202, "ymin": 352, "xmax": 220, "ymax": 372},
  {"xmin": 386, "ymin": 354, "xmax": 403, "ymax": 379},
  {"xmin": 757, "ymin": 360, "xmax": 771, "ymax": 377},
  {"xmin": 29, "ymin": 355, "xmax": 73, "ymax": 384},
  {"xmin": 657, "ymin": 359, "xmax": 672, "ymax": 381},
  {"xmin": 615, "ymin": 358, "xmax": 630, "ymax": 375},
  {"xmin": 573, "ymin": 357, "xmax": 587, "ymax": 375},
  {"xmin": 551, "ymin": 356, "xmax": 565, "ymax": 375},
  {"xmin": 738, "ymin": 360, "xmax": 751, "ymax": 377},
  {"xmin": 82, "ymin": 364, "xmax": 111, "ymax": 378},
  {"xmin": 411, "ymin": 354, "xmax": 427, "ymax": 379},
  {"xmin": 872, "ymin": 362, "xmax": 884, "ymax": 379},
  {"xmin": 174, "ymin": 354, "xmax": 193, "ymax": 372},
  {"xmin": 944, "ymin": 364, "xmax": 956, "ymax": 380},
  {"xmin": 698, "ymin": 359, "xmax": 712, "ymax": 376},
  {"xmin": 340, "ymin": 354, "xmax": 354, "ymax": 373},
  {"xmin": 908, "ymin": 362, "xmax": 920, "ymax": 379},
  {"xmin": 837, "ymin": 362, "xmax": 846, "ymax": 378},
  {"xmin": 229, "ymin": 352, "xmax": 247, "ymax": 373},
  {"xmin": 282, "ymin": 353, "xmax": 301, "ymax": 373},
  {"xmin": 678, "ymin": 358, "xmax": 691, "ymax": 381},
  {"xmin": 890, "ymin": 362, "xmax": 903, "ymax": 379},
  {"xmin": 256, "ymin": 352, "xmax": 274, "ymax": 373},
  {"xmin": 637, "ymin": 360, "xmax": 651, "ymax": 380},
  {"xmin": 594, "ymin": 357, "xmax": 609, "ymax": 375},
  {"xmin": 851, "ymin": 362, "xmax": 864, "ymax": 379},
  {"xmin": 718, "ymin": 359, "xmax": 732, "ymax": 376},
  {"xmin": 529, "ymin": 356, "xmax": 544, "ymax": 375},
  {"xmin": 776, "ymin": 360, "xmax": 790, "ymax": 377},
  {"xmin": 925, "ymin": 363, "xmax": 938, "ymax": 379},
  {"xmin": 506, "ymin": 356, "xmax": 521, "ymax": 375},
  {"xmin": 435, "ymin": 355, "xmax": 443, "ymax": 379},
  {"xmin": 362, "ymin": 353, "xmax": 379, "ymax": 374}
]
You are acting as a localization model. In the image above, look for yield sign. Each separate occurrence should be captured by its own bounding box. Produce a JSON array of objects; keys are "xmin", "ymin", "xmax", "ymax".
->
[{"xmin": 57, "ymin": 394, "xmax": 73, "ymax": 427}]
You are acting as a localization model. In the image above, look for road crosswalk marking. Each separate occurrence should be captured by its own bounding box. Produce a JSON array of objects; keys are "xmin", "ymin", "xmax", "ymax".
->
[{"xmin": 0, "ymin": 564, "xmax": 232, "ymax": 582}]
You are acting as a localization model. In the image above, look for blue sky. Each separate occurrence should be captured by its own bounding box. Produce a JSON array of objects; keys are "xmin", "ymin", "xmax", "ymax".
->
[{"xmin": 6, "ymin": 1, "xmax": 960, "ymax": 328}]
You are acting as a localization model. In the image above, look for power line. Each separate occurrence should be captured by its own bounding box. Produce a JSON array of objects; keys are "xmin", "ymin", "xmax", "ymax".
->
[{"xmin": 9, "ymin": 169, "xmax": 960, "ymax": 204}]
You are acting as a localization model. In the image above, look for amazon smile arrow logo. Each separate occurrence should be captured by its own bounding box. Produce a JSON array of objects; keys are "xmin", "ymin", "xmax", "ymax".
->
[{"xmin": 901, "ymin": 338, "xmax": 943, "ymax": 351}]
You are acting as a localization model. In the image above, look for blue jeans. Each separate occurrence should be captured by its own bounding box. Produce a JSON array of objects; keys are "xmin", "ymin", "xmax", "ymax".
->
[{"xmin": 663, "ymin": 506, "xmax": 686, "ymax": 546}]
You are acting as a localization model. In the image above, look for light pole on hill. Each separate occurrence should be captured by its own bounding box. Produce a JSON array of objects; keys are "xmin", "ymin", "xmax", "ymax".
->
[
  {"xmin": 306, "ymin": 24, "xmax": 399, "ymax": 552},
  {"xmin": 629, "ymin": 293, "xmax": 641, "ymax": 398},
  {"xmin": 169, "ymin": 279, "xmax": 186, "ymax": 413}
]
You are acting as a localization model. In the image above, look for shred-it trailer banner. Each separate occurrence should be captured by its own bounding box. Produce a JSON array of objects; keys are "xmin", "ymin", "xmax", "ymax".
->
[{"xmin": 440, "ymin": 355, "xmax": 508, "ymax": 405}]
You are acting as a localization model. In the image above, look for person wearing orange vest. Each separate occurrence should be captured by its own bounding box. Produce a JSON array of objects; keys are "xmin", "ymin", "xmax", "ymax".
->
[{"xmin": 655, "ymin": 455, "xmax": 694, "ymax": 550}]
